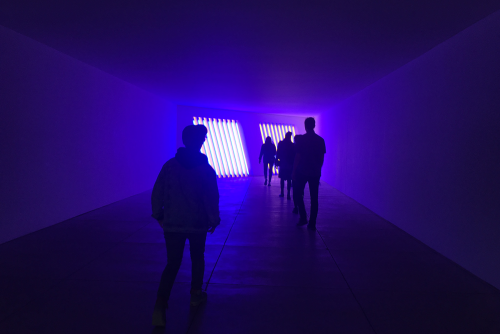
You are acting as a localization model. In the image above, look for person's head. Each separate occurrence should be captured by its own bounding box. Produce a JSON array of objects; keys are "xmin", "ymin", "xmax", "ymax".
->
[
  {"xmin": 285, "ymin": 132, "xmax": 292, "ymax": 141},
  {"xmin": 265, "ymin": 136, "xmax": 272, "ymax": 144},
  {"xmin": 304, "ymin": 117, "xmax": 315, "ymax": 132},
  {"xmin": 182, "ymin": 124, "xmax": 207, "ymax": 150}
]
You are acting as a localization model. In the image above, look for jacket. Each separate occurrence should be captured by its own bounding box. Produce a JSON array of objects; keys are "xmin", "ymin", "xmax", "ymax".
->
[{"xmin": 151, "ymin": 147, "xmax": 220, "ymax": 233}]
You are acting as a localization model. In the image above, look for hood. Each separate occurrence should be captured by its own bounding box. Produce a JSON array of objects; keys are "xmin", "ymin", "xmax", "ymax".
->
[{"xmin": 175, "ymin": 147, "xmax": 209, "ymax": 169}]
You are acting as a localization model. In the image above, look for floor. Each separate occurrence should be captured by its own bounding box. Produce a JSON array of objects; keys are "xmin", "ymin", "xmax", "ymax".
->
[{"xmin": 0, "ymin": 177, "xmax": 499, "ymax": 334}]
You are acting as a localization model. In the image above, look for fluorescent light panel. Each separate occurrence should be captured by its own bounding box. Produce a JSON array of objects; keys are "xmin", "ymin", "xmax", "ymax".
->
[{"xmin": 193, "ymin": 117, "xmax": 249, "ymax": 178}]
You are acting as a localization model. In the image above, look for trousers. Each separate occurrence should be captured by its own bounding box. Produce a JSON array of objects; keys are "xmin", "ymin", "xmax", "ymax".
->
[
  {"xmin": 293, "ymin": 175, "xmax": 320, "ymax": 224},
  {"xmin": 263, "ymin": 159, "xmax": 274, "ymax": 181},
  {"xmin": 157, "ymin": 232, "xmax": 206, "ymax": 300}
]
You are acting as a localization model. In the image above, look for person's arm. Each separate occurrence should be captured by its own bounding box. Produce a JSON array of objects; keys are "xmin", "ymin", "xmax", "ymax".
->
[
  {"xmin": 320, "ymin": 138, "xmax": 326, "ymax": 168},
  {"xmin": 151, "ymin": 164, "xmax": 166, "ymax": 227},
  {"xmin": 204, "ymin": 168, "xmax": 220, "ymax": 233},
  {"xmin": 276, "ymin": 143, "xmax": 281, "ymax": 166}
]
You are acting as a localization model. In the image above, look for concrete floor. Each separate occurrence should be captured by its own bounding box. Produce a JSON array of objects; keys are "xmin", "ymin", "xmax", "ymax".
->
[{"xmin": 0, "ymin": 177, "xmax": 499, "ymax": 333}]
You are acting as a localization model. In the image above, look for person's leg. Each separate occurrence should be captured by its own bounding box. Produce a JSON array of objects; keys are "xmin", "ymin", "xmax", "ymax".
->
[
  {"xmin": 280, "ymin": 178, "xmax": 285, "ymax": 196},
  {"xmin": 293, "ymin": 176, "xmax": 307, "ymax": 224},
  {"xmin": 286, "ymin": 179, "xmax": 291, "ymax": 199},
  {"xmin": 268, "ymin": 162, "xmax": 273, "ymax": 185},
  {"xmin": 308, "ymin": 177, "xmax": 320, "ymax": 229},
  {"xmin": 157, "ymin": 233, "xmax": 186, "ymax": 301},
  {"xmin": 188, "ymin": 232, "xmax": 208, "ymax": 306},
  {"xmin": 263, "ymin": 161, "xmax": 268, "ymax": 184},
  {"xmin": 187, "ymin": 233, "xmax": 207, "ymax": 292},
  {"xmin": 153, "ymin": 232, "xmax": 186, "ymax": 326}
]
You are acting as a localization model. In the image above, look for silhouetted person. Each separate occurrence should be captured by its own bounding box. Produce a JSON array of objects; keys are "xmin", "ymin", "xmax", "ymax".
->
[
  {"xmin": 292, "ymin": 117, "xmax": 326, "ymax": 230},
  {"xmin": 276, "ymin": 132, "xmax": 295, "ymax": 199},
  {"xmin": 151, "ymin": 124, "xmax": 220, "ymax": 327},
  {"xmin": 259, "ymin": 136, "xmax": 276, "ymax": 186}
]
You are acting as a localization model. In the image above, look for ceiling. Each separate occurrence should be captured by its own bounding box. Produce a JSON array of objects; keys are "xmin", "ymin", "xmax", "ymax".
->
[{"xmin": 1, "ymin": 1, "xmax": 499, "ymax": 115}]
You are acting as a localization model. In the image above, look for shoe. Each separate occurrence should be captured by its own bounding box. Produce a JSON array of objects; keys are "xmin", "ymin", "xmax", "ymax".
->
[
  {"xmin": 152, "ymin": 298, "xmax": 168, "ymax": 327},
  {"xmin": 307, "ymin": 224, "xmax": 317, "ymax": 231},
  {"xmin": 268, "ymin": 182, "xmax": 271, "ymax": 186},
  {"xmin": 287, "ymin": 194, "xmax": 291, "ymax": 200},
  {"xmin": 296, "ymin": 218, "xmax": 308, "ymax": 226},
  {"xmin": 190, "ymin": 290, "xmax": 207, "ymax": 307},
  {"xmin": 264, "ymin": 180, "xmax": 267, "ymax": 185},
  {"xmin": 292, "ymin": 207, "xmax": 298, "ymax": 214},
  {"xmin": 279, "ymin": 193, "xmax": 284, "ymax": 197}
]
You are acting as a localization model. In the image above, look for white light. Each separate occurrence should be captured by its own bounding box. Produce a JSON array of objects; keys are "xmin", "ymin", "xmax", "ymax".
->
[
  {"xmin": 203, "ymin": 118, "xmax": 221, "ymax": 176},
  {"xmin": 191, "ymin": 117, "xmax": 249, "ymax": 178},
  {"xmin": 209, "ymin": 118, "xmax": 228, "ymax": 177},
  {"xmin": 234, "ymin": 121, "xmax": 249, "ymax": 175},
  {"xmin": 217, "ymin": 120, "xmax": 234, "ymax": 177},
  {"xmin": 228, "ymin": 121, "xmax": 244, "ymax": 176},
  {"xmin": 222, "ymin": 120, "xmax": 238, "ymax": 177},
  {"xmin": 259, "ymin": 124, "xmax": 265, "ymax": 143},
  {"xmin": 226, "ymin": 120, "xmax": 243, "ymax": 176}
]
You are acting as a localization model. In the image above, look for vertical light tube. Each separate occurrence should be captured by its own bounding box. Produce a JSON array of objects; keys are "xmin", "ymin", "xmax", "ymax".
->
[
  {"xmin": 280, "ymin": 125, "xmax": 286, "ymax": 141},
  {"xmin": 199, "ymin": 118, "xmax": 211, "ymax": 163},
  {"xmin": 209, "ymin": 118, "xmax": 228, "ymax": 177},
  {"xmin": 193, "ymin": 118, "xmax": 206, "ymax": 155},
  {"xmin": 231, "ymin": 121, "xmax": 246, "ymax": 176},
  {"xmin": 217, "ymin": 119, "xmax": 233, "ymax": 177},
  {"xmin": 271, "ymin": 124, "xmax": 278, "ymax": 147},
  {"xmin": 203, "ymin": 118, "xmax": 220, "ymax": 176},
  {"xmin": 226, "ymin": 120, "xmax": 243, "ymax": 176},
  {"xmin": 271, "ymin": 124, "xmax": 278, "ymax": 143},
  {"xmin": 292, "ymin": 126, "xmax": 296, "ymax": 137},
  {"xmin": 222, "ymin": 120, "xmax": 238, "ymax": 177},
  {"xmin": 277, "ymin": 124, "xmax": 283, "ymax": 142},
  {"xmin": 271, "ymin": 125, "xmax": 279, "ymax": 174},
  {"xmin": 234, "ymin": 121, "xmax": 249, "ymax": 175},
  {"xmin": 259, "ymin": 124, "xmax": 265, "ymax": 143}
]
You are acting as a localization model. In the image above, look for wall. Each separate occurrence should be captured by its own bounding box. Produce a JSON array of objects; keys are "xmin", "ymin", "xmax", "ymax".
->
[
  {"xmin": 0, "ymin": 26, "xmax": 176, "ymax": 244},
  {"xmin": 176, "ymin": 105, "xmax": 307, "ymax": 176},
  {"xmin": 318, "ymin": 10, "xmax": 500, "ymax": 288}
]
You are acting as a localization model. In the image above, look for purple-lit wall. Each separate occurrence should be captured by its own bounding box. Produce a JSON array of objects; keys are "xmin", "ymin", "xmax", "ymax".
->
[
  {"xmin": 318, "ymin": 11, "xmax": 500, "ymax": 288},
  {"xmin": 176, "ymin": 105, "xmax": 307, "ymax": 176},
  {"xmin": 0, "ymin": 26, "xmax": 176, "ymax": 244}
]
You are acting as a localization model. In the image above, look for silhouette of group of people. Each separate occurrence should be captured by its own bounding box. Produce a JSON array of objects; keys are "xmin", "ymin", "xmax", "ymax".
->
[
  {"xmin": 260, "ymin": 117, "xmax": 326, "ymax": 227},
  {"xmin": 150, "ymin": 117, "xmax": 325, "ymax": 327}
]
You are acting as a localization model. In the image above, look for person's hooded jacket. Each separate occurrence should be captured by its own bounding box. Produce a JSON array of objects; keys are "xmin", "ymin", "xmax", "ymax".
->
[{"xmin": 151, "ymin": 147, "xmax": 220, "ymax": 233}]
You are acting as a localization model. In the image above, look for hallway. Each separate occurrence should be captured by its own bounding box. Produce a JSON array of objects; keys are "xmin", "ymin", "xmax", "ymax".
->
[{"xmin": 0, "ymin": 177, "xmax": 498, "ymax": 333}]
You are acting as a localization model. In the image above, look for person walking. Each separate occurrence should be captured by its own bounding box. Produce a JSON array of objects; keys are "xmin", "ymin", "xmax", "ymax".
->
[
  {"xmin": 276, "ymin": 132, "xmax": 295, "ymax": 199},
  {"xmin": 259, "ymin": 136, "xmax": 277, "ymax": 186},
  {"xmin": 292, "ymin": 117, "xmax": 326, "ymax": 231},
  {"xmin": 151, "ymin": 124, "xmax": 220, "ymax": 327}
]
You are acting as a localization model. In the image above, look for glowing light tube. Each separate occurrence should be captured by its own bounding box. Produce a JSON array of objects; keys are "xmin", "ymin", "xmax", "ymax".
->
[
  {"xmin": 193, "ymin": 117, "xmax": 249, "ymax": 178},
  {"xmin": 235, "ymin": 121, "xmax": 249, "ymax": 175},
  {"xmin": 209, "ymin": 118, "xmax": 228, "ymax": 177},
  {"xmin": 221, "ymin": 120, "xmax": 238, "ymax": 177},
  {"xmin": 259, "ymin": 124, "xmax": 265, "ymax": 143},
  {"xmin": 226, "ymin": 120, "xmax": 243, "ymax": 176},
  {"xmin": 259, "ymin": 122, "xmax": 297, "ymax": 175},
  {"xmin": 202, "ymin": 118, "xmax": 221, "ymax": 176},
  {"xmin": 231, "ymin": 121, "xmax": 247, "ymax": 176},
  {"xmin": 217, "ymin": 120, "xmax": 234, "ymax": 176}
]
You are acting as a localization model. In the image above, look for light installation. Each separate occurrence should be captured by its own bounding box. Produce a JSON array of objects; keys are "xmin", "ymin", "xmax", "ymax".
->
[
  {"xmin": 259, "ymin": 123, "xmax": 296, "ymax": 174},
  {"xmin": 193, "ymin": 117, "xmax": 249, "ymax": 178}
]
